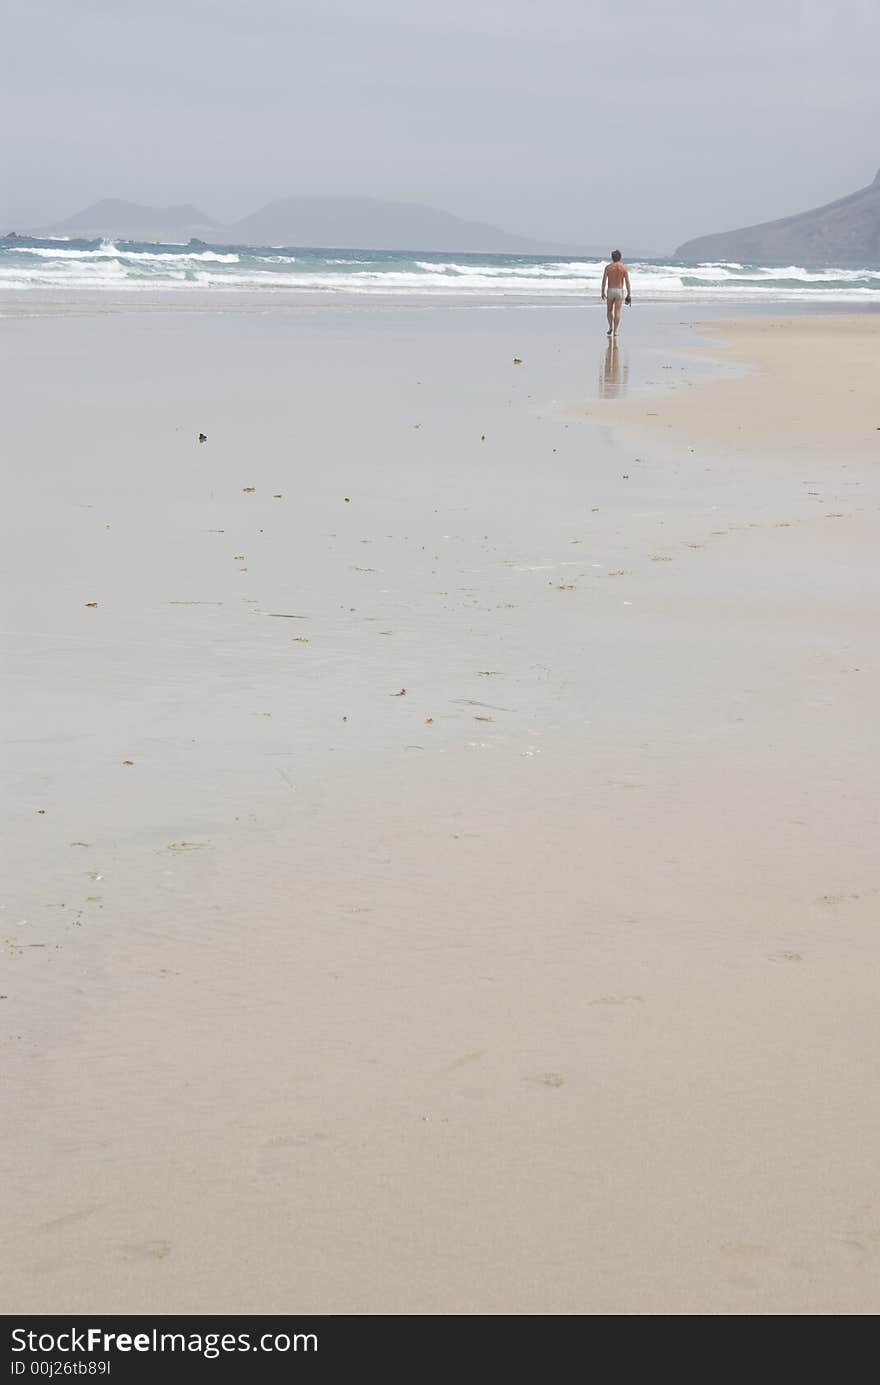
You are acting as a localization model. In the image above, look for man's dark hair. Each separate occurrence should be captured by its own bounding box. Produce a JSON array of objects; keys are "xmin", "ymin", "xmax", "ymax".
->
[{"xmin": 611, "ymin": 249, "xmax": 622, "ymax": 262}]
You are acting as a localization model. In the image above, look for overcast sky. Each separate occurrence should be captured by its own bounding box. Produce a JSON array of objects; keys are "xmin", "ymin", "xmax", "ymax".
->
[{"xmin": 2, "ymin": 0, "xmax": 878, "ymax": 250}]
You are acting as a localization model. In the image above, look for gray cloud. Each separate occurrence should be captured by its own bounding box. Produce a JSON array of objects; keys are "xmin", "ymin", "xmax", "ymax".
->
[{"xmin": 3, "ymin": 0, "xmax": 878, "ymax": 249}]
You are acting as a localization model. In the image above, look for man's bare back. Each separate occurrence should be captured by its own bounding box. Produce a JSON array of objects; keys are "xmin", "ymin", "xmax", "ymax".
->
[{"xmin": 600, "ymin": 250, "xmax": 631, "ymax": 336}]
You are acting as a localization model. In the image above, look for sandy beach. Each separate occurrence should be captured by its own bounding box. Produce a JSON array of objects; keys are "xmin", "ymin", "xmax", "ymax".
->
[{"xmin": 2, "ymin": 298, "xmax": 879, "ymax": 1315}]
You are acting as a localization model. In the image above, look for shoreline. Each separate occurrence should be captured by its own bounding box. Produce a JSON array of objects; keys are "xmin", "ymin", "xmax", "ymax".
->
[
  {"xmin": 3, "ymin": 297, "xmax": 879, "ymax": 1314},
  {"xmin": 583, "ymin": 310, "xmax": 880, "ymax": 462},
  {"xmin": 3, "ymin": 289, "xmax": 880, "ymax": 319}
]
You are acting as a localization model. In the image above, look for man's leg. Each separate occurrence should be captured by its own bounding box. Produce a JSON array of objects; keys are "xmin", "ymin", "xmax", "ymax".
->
[
  {"xmin": 606, "ymin": 299, "xmax": 614, "ymax": 334},
  {"xmin": 613, "ymin": 298, "xmax": 623, "ymax": 334}
]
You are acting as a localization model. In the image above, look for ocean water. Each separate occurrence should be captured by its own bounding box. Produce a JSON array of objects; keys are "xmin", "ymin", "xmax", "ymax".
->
[{"xmin": 1, "ymin": 234, "xmax": 879, "ymax": 301}]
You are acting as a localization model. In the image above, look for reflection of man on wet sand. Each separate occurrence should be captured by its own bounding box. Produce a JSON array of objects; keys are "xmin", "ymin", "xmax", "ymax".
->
[
  {"xmin": 600, "ymin": 250, "xmax": 631, "ymax": 336},
  {"xmin": 598, "ymin": 338, "xmax": 629, "ymax": 399}
]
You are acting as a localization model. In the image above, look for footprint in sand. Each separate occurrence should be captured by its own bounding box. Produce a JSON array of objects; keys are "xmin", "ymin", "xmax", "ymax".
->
[
  {"xmin": 827, "ymin": 1236, "xmax": 871, "ymax": 1263},
  {"xmin": 265, "ymin": 1132, "xmax": 329, "ymax": 1149},
  {"xmin": 541, "ymin": 1072, "xmax": 565, "ymax": 1088},
  {"xmin": 721, "ymin": 1240, "xmax": 771, "ymax": 1260},
  {"xmin": 449, "ymin": 1050, "xmax": 485, "ymax": 1071},
  {"xmin": 121, "ymin": 1239, "xmax": 172, "ymax": 1261},
  {"xmin": 38, "ymin": 1204, "xmax": 104, "ymax": 1233},
  {"xmin": 589, "ymin": 994, "xmax": 644, "ymax": 1006},
  {"xmin": 832, "ymin": 1201, "xmax": 880, "ymax": 1258},
  {"xmin": 768, "ymin": 951, "xmax": 803, "ymax": 963}
]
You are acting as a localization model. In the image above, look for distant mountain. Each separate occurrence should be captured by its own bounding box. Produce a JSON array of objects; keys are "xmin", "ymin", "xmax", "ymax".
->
[
  {"xmin": 37, "ymin": 199, "xmax": 222, "ymax": 242},
  {"xmin": 35, "ymin": 195, "xmax": 581, "ymax": 255},
  {"xmin": 676, "ymin": 168, "xmax": 880, "ymax": 265},
  {"xmin": 226, "ymin": 195, "xmax": 566, "ymax": 253}
]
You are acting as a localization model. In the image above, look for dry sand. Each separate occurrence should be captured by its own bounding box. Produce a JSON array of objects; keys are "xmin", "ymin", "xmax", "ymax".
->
[
  {"xmin": 586, "ymin": 311, "xmax": 880, "ymax": 461},
  {"xmin": 2, "ymin": 302, "xmax": 879, "ymax": 1315}
]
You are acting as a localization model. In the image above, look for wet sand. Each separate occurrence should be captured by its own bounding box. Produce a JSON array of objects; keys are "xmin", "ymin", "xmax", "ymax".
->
[{"xmin": 2, "ymin": 300, "xmax": 879, "ymax": 1314}]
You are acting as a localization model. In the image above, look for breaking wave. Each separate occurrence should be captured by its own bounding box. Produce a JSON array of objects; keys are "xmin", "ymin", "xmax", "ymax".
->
[{"xmin": 1, "ymin": 235, "xmax": 878, "ymax": 301}]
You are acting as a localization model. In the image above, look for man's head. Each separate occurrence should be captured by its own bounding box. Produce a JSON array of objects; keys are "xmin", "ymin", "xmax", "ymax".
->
[{"xmin": 611, "ymin": 250, "xmax": 622, "ymax": 262}]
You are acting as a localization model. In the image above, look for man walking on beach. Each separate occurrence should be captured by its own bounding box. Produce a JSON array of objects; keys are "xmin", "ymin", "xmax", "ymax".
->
[{"xmin": 601, "ymin": 250, "xmax": 631, "ymax": 336}]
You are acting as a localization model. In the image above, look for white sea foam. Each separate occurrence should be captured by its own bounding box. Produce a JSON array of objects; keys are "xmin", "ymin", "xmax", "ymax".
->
[
  {"xmin": 414, "ymin": 260, "xmax": 603, "ymax": 279},
  {"xmin": 2, "ymin": 241, "xmax": 878, "ymax": 300},
  {"xmin": 10, "ymin": 244, "xmax": 123, "ymax": 259},
  {"xmin": 9, "ymin": 244, "xmax": 240, "ymax": 264},
  {"xmin": 126, "ymin": 249, "xmax": 240, "ymax": 263},
  {"xmin": 687, "ymin": 261, "xmax": 880, "ymax": 283}
]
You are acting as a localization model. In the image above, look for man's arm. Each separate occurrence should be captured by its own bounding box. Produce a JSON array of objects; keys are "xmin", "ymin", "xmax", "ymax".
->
[
  {"xmin": 624, "ymin": 268, "xmax": 631, "ymax": 296},
  {"xmin": 600, "ymin": 266, "xmax": 608, "ymax": 299}
]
